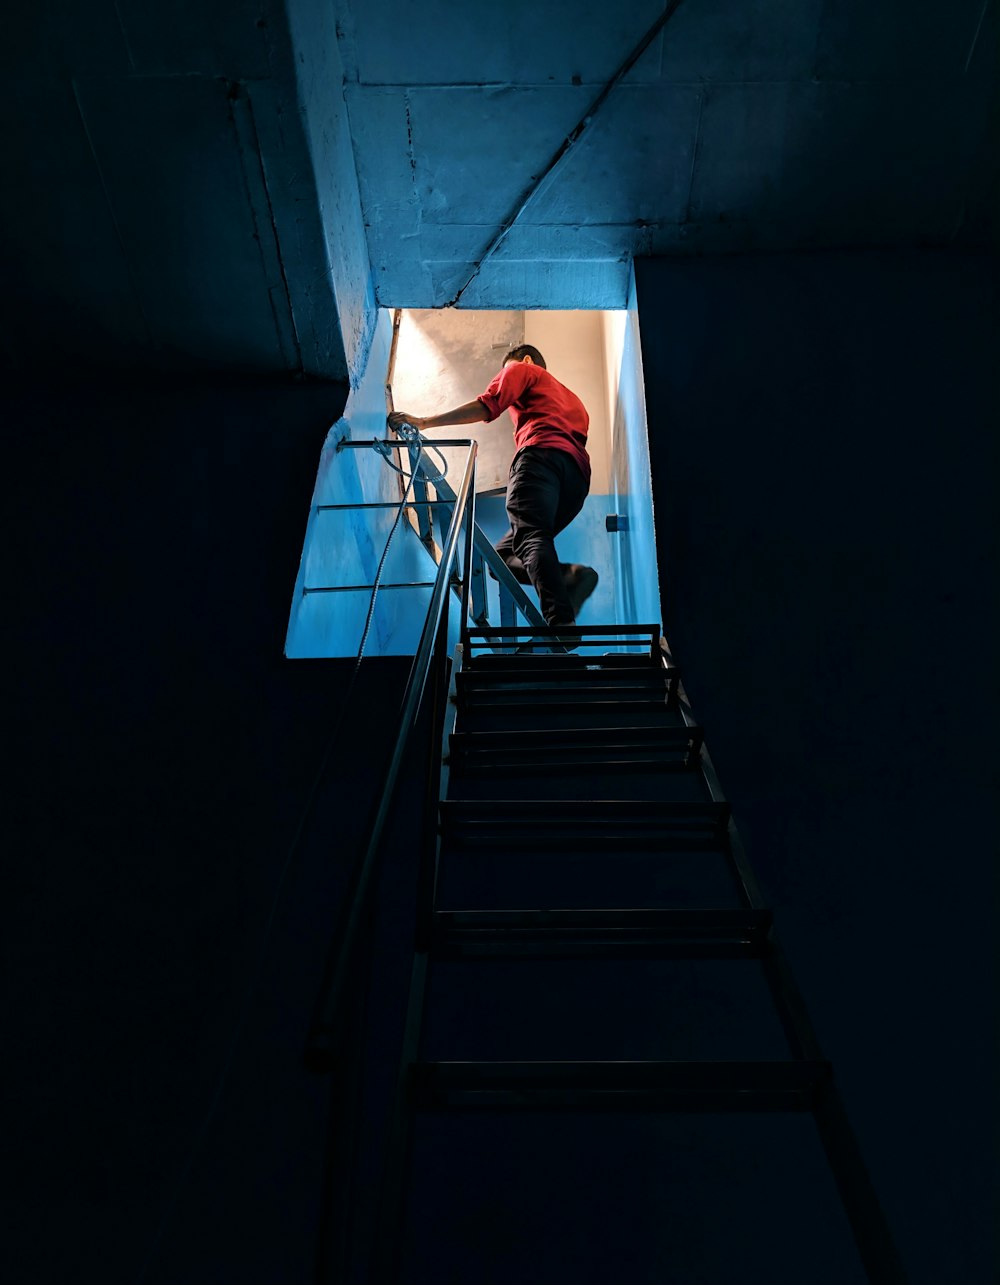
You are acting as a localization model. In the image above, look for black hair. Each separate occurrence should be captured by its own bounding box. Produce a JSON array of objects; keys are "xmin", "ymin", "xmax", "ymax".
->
[{"xmin": 502, "ymin": 343, "xmax": 547, "ymax": 370}]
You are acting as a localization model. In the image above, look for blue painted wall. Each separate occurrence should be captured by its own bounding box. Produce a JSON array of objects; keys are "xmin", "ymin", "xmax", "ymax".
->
[
  {"xmin": 609, "ymin": 268, "xmax": 662, "ymax": 629},
  {"xmin": 284, "ymin": 0, "xmax": 379, "ymax": 382}
]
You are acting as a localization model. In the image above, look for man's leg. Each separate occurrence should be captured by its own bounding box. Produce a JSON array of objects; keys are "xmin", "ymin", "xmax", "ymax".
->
[
  {"xmin": 492, "ymin": 528, "xmax": 531, "ymax": 584},
  {"xmin": 493, "ymin": 532, "xmax": 597, "ymax": 619},
  {"xmin": 505, "ymin": 448, "xmax": 588, "ymax": 625}
]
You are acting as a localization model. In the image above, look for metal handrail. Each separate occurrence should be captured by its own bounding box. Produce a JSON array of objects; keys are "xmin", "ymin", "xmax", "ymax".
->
[
  {"xmin": 305, "ymin": 438, "xmax": 478, "ymax": 1070},
  {"xmin": 404, "ymin": 431, "xmax": 549, "ymax": 636}
]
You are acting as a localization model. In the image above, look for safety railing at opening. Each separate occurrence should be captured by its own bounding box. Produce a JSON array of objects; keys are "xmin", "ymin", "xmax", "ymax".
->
[{"xmin": 304, "ymin": 436, "xmax": 479, "ymax": 1071}]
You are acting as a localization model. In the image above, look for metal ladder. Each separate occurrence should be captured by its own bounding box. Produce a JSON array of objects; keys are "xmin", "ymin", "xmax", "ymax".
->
[{"xmin": 367, "ymin": 622, "xmax": 905, "ymax": 1284}]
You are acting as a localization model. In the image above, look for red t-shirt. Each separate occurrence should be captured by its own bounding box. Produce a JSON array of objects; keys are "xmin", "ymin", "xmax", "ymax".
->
[{"xmin": 477, "ymin": 362, "xmax": 591, "ymax": 483}]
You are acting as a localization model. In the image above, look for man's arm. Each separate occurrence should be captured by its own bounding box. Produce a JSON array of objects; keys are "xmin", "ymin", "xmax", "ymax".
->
[{"xmin": 387, "ymin": 400, "xmax": 490, "ymax": 432}]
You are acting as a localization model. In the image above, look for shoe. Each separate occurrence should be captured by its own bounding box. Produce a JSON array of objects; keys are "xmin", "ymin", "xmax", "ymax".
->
[
  {"xmin": 549, "ymin": 620, "xmax": 582, "ymax": 651},
  {"xmin": 563, "ymin": 564, "xmax": 599, "ymax": 618}
]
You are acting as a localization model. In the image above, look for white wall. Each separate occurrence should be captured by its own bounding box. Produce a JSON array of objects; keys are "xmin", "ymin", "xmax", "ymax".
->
[
  {"xmin": 393, "ymin": 308, "xmax": 615, "ymax": 495},
  {"xmin": 391, "ymin": 308, "xmax": 522, "ymax": 491},
  {"xmin": 601, "ymin": 308, "xmax": 628, "ymax": 448}
]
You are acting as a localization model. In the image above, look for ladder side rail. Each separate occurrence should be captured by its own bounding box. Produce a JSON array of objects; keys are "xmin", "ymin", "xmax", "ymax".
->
[
  {"xmin": 757, "ymin": 927, "xmax": 909, "ymax": 1282},
  {"xmin": 661, "ymin": 637, "xmax": 767, "ymax": 911},
  {"xmin": 812, "ymin": 1076, "xmax": 910, "ymax": 1284},
  {"xmin": 314, "ymin": 512, "xmax": 471, "ymax": 1285},
  {"xmin": 498, "ymin": 585, "xmax": 516, "ymax": 652},
  {"xmin": 469, "ymin": 550, "xmax": 487, "ymax": 627},
  {"xmin": 659, "ymin": 638, "xmax": 907, "ymax": 1282},
  {"xmin": 403, "ymin": 435, "xmax": 436, "ymax": 553}
]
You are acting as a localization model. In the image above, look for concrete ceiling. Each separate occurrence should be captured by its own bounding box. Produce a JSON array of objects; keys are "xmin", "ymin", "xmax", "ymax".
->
[
  {"xmin": 341, "ymin": 0, "xmax": 999, "ymax": 308},
  {"xmin": 2, "ymin": 1, "xmax": 996, "ymax": 376}
]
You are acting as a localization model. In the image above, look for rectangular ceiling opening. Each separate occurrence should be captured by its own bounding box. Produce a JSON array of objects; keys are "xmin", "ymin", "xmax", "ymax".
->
[{"xmin": 287, "ymin": 302, "xmax": 660, "ymax": 658}]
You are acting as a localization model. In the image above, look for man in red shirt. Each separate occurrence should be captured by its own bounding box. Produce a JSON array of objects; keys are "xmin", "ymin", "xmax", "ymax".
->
[{"xmin": 388, "ymin": 344, "xmax": 598, "ymax": 629}]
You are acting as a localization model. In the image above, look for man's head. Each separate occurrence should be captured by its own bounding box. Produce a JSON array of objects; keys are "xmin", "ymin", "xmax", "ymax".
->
[{"xmin": 502, "ymin": 344, "xmax": 547, "ymax": 370}]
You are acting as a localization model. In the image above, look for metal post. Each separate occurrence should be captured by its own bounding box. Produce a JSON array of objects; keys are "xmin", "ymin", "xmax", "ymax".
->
[{"xmin": 460, "ymin": 482, "xmax": 476, "ymax": 647}]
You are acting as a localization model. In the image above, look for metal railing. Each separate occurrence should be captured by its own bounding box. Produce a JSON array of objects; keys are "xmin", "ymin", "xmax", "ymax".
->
[
  {"xmin": 393, "ymin": 424, "xmax": 549, "ymax": 640},
  {"xmin": 301, "ymin": 427, "xmax": 548, "ymax": 643},
  {"xmin": 304, "ymin": 437, "xmax": 479, "ymax": 1070}
]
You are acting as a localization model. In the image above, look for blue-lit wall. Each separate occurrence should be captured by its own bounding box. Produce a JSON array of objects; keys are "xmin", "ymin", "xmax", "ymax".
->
[
  {"xmin": 610, "ymin": 269, "xmax": 662, "ymax": 629},
  {"xmin": 286, "ymin": 312, "xmax": 438, "ymax": 658}
]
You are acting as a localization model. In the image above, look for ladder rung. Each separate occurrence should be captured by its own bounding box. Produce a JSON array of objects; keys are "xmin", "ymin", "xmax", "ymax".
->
[
  {"xmin": 451, "ymin": 759, "xmax": 697, "ymax": 776},
  {"xmin": 439, "ymin": 799, "xmax": 730, "ymax": 841},
  {"xmin": 458, "ymin": 687, "xmax": 676, "ymax": 709},
  {"xmin": 450, "ymin": 725, "xmax": 699, "ymax": 747},
  {"xmin": 458, "ymin": 684, "xmax": 673, "ymax": 700},
  {"xmin": 431, "ymin": 908, "xmax": 771, "ymax": 959},
  {"xmin": 457, "ymin": 703, "xmax": 680, "ymax": 726},
  {"xmin": 457, "ymin": 670, "xmax": 676, "ymax": 691},
  {"xmin": 411, "ymin": 1059, "xmax": 830, "ymax": 1111},
  {"xmin": 447, "ymin": 728, "xmax": 703, "ymax": 773},
  {"xmin": 466, "ymin": 624, "xmax": 660, "ymax": 640},
  {"xmin": 441, "ymin": 800, "xmax": 729, "ymax": 823},
  {"xmin": 467, "ymin": 654, "xmax": 662, "ymax": 672},
  {"xmin": 441, "ymin": 834, "xmax": 727, "ymax": 854}
]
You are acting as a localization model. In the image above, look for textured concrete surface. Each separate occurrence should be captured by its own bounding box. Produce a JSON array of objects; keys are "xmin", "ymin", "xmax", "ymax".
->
[
  {"xmin": 340, "ymin": 0, "xmax": 997, "ymax": 308},
  {"xmin": 5, "ymin": 1, "xmax": 995, "ymax": 373}
]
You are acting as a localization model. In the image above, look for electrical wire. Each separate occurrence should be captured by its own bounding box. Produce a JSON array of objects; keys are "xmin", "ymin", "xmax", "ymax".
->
[
  {"xmin": 134, "ymin": 438, "xmax": 424, "ymax": 1283},
  {"xmin": 374, "ymin": 428, "xmax": 448, "ymax": 485}
]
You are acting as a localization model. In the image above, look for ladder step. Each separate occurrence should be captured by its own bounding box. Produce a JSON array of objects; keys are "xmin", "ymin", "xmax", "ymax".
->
[
  {"xmin": 411, "ymin": 1059, "xmax": 830, "ymax": 1111},
  {"xmin": 457, "ymin": 669, "xmax": 677, "ymax": 692},
  {"xmin": 439, "ymin": 800, "xmax": 730, "ymax": 850},
  {"xmin": 430, "ymin": 908, "xmax": 771, "ymax": 959},
  {"xmin": 467, "ymin": 654, "xmax": 661, "ymax": 673},
  {"xmin": 466, "ymin": 624, "xmax": 660, "ymax": 652},
  {"xmin": 459, "ymin": 701, "xmax": 676, "ymax": 720},
  {"xmin": 448, "ymin": 725, "xmax": 703, "ymax": 772},
  {"xmin": 458, "ymin": 689, "xmax": 675, "ymax": 707},
  {"xmin": 456, "ymin": 703, "xmax": 686, "ymax": 735},
  {"xmin": 451, "ymin": 725, "xmax": 700, "ymax": 747}
]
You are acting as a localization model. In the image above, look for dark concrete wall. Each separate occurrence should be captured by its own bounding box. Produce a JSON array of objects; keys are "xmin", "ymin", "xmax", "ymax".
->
[
  {"xmin": 3, "ymin": 376, "xmax": 415, "ymax": 1283},
  {"xmin": 1, "ymin": 1, "xmax": 372, "ymax": 382},
  {"xmin": 636, "ymin": 249, "xmax": 998, "ymax": 1285}
]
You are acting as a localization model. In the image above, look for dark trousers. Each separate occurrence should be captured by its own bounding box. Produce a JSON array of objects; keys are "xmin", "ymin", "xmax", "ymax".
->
[{"xmin": 494, "ymin": 446, "xmax": 589, "ymax": 625}]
